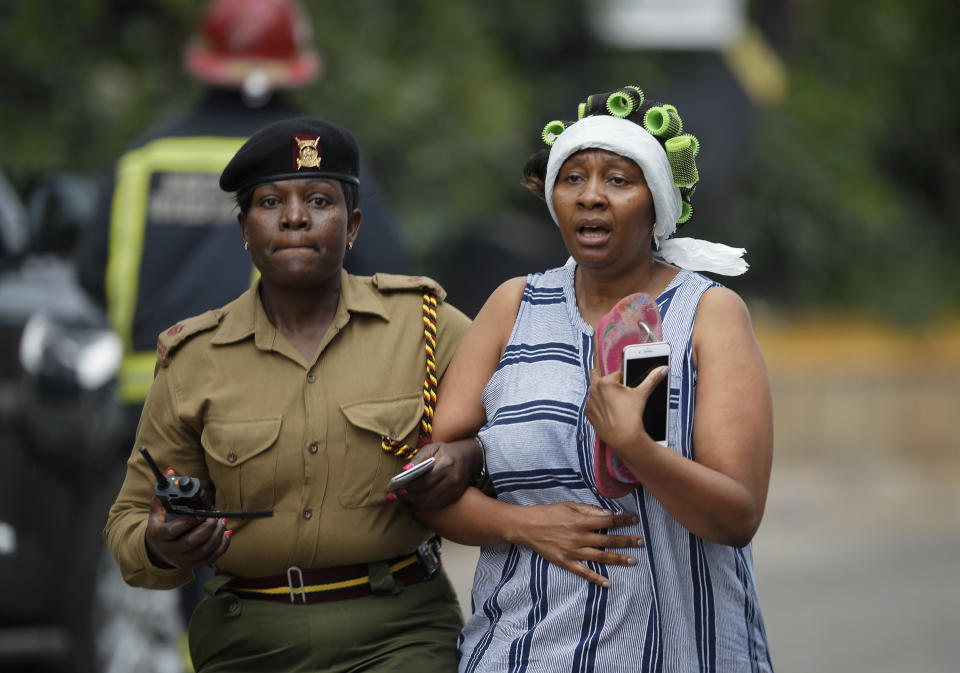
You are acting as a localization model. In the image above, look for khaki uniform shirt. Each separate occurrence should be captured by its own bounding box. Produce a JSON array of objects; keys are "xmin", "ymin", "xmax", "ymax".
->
[{"xmin": 105, "ymin": 271, "xmax": 471, "ymax": 590}]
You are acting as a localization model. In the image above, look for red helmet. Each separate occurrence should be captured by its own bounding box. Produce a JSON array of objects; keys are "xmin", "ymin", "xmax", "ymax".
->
[{"xmin": 184, "ymin": 0, "xmax": 321, "ymax": 89}]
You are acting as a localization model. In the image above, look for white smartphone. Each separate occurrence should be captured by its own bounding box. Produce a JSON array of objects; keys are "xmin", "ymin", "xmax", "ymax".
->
[
  {"xmin": 621, "ymin": 341, "xmax": 671, "ymax": 446},
  {"xmin": 388, "ymin": 457, "xmax": 436, "ymax": 489}
]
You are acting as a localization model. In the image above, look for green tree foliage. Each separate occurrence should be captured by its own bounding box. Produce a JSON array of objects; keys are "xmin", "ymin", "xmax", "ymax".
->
[
  {"xmin": 722, "ymin": 1, "xmax": 960, "ymax": 319},
  {"xmin": 0, "ymin": 1, "xmax": 197, "ymax": 179}
]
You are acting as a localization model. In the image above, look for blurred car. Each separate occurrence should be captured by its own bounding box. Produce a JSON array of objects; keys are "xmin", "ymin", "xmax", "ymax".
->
[{"xmin": 0, "ymin": 169, "xmax": 183, "ymax": 673}]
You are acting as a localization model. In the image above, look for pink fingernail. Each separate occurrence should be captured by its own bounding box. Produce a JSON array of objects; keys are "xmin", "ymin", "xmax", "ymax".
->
[
  {"xmin": 225, "ymin": 530, "xmax": 233, "ymax": 538},
  {"xmin": 402, "ymin": 463, "xmax": 413, "ymax": 471},
  {"xmin": 386, "ymin": 493, "xmax": 397, "ymax": 501},
  {"xmin": 397, "ymin": 488, "xmax": 407, "ymax": 496},
  {"xmin": 220, "ymin": 518, "xmax": 228, "ymax": 525}
]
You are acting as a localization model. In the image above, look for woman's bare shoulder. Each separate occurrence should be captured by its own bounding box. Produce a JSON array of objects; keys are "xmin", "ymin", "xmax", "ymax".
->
[
  {"xmin": 482, "ymin": 276, "xmax": 527, "ymax": 318},
  {"xmin": 698, "ymin": 284, "xmax": 750, "ymax": 318},
  {"xmin": 465, "ymin": 276, "xmax": 527, "ymax": 357},
  {"xmin": 693, "ymin": 285, "xmax": 762, "ymax": 356}
]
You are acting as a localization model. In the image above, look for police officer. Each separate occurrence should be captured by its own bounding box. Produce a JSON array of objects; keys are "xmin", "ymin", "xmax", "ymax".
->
[
  {"xmin": 104, "ymin": 117, "xmax": 478, "ymax": 672},
  {"xmin": 78, "ymin": 3, "xmax": 409, "ymax": 646}
]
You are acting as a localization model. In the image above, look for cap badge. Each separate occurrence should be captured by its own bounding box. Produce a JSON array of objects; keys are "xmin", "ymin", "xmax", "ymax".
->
[{"xmin": 295, "ymin": 136, "xmax": 321, "ymax": 169}]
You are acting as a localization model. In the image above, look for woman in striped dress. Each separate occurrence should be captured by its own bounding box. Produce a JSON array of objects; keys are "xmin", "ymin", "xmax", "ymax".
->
[{"xmin": 412, "ymin": 86, "xmax": 774, "ymax": 672}]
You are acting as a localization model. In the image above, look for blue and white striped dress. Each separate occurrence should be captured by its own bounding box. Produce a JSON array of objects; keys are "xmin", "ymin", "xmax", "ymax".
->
[{"xmin": 459, "ymin": 263, "xmax": 773, "ymax": 673}]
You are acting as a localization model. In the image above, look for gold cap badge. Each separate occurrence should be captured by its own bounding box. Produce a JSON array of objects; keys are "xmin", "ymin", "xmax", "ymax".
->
[{"xmin": 296, "ymin": 136, "xmax": 321, "ymax": 169}]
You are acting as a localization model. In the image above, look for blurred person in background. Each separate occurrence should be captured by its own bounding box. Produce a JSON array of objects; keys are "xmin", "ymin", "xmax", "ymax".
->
[
  {"xmin": 409, "ymin": 85, "xmax": 775, "ymax": 672},
  {"xmin": 105, "ymin": 117, "xmax": 474, "ymax": 672}
]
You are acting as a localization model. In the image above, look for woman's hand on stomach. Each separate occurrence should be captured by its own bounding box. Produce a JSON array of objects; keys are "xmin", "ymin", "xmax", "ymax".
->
[{"xmin": 509, "ymin": 503, "xmax": 642, "ymax": 588}]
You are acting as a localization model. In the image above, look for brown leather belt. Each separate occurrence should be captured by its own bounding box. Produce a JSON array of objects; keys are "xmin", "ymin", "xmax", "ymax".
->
[{"xmin": 228, "ymin": 538, "xmax": 442, "ymax": 604}]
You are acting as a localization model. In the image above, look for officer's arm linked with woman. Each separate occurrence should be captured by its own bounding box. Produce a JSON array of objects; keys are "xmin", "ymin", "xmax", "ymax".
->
[
  {"xmin": 410, "ymin": 86, "xmax": 775, "ymax": 672},
  {"xmin": 104, "ymin": 118, "xmax": 476, "ymax": 672}
]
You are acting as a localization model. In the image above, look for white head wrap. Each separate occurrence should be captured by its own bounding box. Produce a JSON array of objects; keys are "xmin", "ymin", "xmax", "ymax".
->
[{"xmin": 543, "ymin": 115, "xmax": 747, "ymax": 276}]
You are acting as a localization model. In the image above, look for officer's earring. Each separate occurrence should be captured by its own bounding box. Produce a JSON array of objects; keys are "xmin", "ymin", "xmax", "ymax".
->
[
  {"xmin": 243, "ymin": 240, "xmax": 249, "ymax": 251},
  {"xmin": 347, "ymin": 241, "xmax": 353, "ymax": 252}
]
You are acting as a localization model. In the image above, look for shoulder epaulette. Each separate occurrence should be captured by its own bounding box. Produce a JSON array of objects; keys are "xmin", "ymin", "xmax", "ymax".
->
[
  {"xmin": 371, "ymin": 273, "xmax": 447, "ymax": 302},
  {"xmin": 156, "ymin": 309, "xmax": 223, "ymax": 366}
]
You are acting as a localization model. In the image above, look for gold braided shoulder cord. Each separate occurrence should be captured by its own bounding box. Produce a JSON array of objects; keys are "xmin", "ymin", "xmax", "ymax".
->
[{"xmin": 381, "ymin": 292, "xmax": 438, "ymax": 459}]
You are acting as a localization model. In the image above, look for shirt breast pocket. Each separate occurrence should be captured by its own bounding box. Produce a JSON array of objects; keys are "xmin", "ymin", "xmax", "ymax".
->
[
  {"xmin": 201, "ymin": 416, "xmax": 282, "ymax": 518},
  {"xmin": 338, "ymin": 392, "xmax": 424, "ymax": 508}
]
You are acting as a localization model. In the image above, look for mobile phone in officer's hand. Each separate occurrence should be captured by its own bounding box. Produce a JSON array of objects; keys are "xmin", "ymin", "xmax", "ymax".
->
[
  {"xmin": 388, "ymin": 457, "xmax": 436, "ymax": 490},
  {"xmin": 622, "ymin": 342, "xmax": 671, "ymax": 446}
]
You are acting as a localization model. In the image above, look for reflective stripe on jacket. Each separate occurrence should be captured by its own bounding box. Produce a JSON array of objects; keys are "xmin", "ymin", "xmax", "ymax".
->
[{"xmin": 107, "ymin": 136, "xmax": 254, "ymax": 403}]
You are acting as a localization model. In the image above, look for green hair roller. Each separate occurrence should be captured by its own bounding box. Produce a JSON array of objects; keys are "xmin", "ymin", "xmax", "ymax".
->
[
  {"xmin": 678, "ymin": 200, "xmax": 693, "ymax": 225},
  {"xmin": 606, "ymin": 87, "xmax": 643, "ymax": 118},
  {"xmin": 665, "ymin": 135, "xmax": 699, "ymax": 187},
  {"xmin": 584, "ymin": 94, "xmax": 607, "ymax": 117},
  {"xmin": 625, "ymin": 85, "xmax": 645, "ymax": 106},
  {"xmin": 679, "ymin": 133, "xmax": 699, "ymax": 157},
  {"xmin": 577, "ymin": 102, "xmax": 587, "ymax": 120},
  {"xmin": 643, "ymin": 106, "xmax": 683, "ymax": 138},
  {"xmin": 542, "ymin": 120, "xmax": 567, "ymax": 146},
  {"xmin": 669, "ymin": 112, "xmax": 684, "ymax": 135}
]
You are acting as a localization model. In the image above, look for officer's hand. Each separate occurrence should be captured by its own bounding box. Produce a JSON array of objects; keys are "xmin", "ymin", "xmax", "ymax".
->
[
  {"xmin": 389, "ymin": 438, "xmax": 483, "ymax": 508},
  {"xmin": 144, "ymin": 496, "xmax": 231, "ymax": 570}
]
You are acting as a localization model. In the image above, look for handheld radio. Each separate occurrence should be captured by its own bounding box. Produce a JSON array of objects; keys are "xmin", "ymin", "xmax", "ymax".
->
[{"xmin": 139, "ymin": 446, "xmax": 273, "ymax": 521}]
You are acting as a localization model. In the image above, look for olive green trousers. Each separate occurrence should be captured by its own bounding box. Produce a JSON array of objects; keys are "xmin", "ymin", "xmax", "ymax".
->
[{"xmin": 188, "ymin": 568, "xmax": 463, "ymax": 672}]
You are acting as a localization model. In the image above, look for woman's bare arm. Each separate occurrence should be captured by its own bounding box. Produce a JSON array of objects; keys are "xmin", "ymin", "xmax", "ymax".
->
[
  {"xmin": 585, "ymin": 287, "xmax": 773, "ymax": 546},
  {"xmin": 431, "ymin": 276, "xmax": 527, "ymax": 442}
]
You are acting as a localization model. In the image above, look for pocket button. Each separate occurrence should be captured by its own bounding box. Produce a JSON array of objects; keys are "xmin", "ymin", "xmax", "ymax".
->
[{"xmin": 227, "ymin": 452, "xmax": 237, "ymax": 463}]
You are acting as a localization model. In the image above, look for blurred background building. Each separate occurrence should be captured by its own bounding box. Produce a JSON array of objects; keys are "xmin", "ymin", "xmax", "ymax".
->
[{"xmin": 0, "ymin": 1, "xmax": 957, "ymax": 671}]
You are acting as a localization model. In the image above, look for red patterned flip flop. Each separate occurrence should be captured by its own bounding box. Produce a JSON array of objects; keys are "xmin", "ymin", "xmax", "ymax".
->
[{"xmin": 593, "ymin": 292, "xmax": 663, "ymax": 498}]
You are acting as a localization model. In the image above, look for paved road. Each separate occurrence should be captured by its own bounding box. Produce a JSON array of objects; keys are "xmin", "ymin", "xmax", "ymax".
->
[{"xmin": 441, "ymin": 462, "xmax": 960, "ymax": 673}]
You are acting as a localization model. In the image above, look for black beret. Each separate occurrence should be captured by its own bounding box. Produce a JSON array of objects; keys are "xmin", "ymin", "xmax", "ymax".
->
[{"xmin": 219, "ymin": 117, "xmax": 360, "ymax": 193}]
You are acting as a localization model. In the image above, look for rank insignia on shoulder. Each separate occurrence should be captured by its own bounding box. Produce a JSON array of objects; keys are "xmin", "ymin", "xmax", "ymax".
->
[
  {"xmin": 294, "ymin": 135, "xmax": 322, "ymax": 169},
  {"xmin": 156, "ymin": 310, "xmax": 222, "ymax": 366}
]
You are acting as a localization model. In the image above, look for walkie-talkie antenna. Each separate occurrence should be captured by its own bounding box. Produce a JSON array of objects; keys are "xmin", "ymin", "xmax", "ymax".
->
[
  {"xmin": 139, "ymin": 445, "xmax": 273, "ymax": 520},
  {"xmin": 139, "ymin": 446, "xmax": 168, "ymax": 490}
]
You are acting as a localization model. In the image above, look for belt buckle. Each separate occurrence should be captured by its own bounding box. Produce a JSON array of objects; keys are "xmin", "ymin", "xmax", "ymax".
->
[
  {"xmin": 416, "ymin": 538, "xmax": 441, "ymax": 579},
  {"xmin": 287, "ymin": 566, "xmax": 306, "ymax": 604}
]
